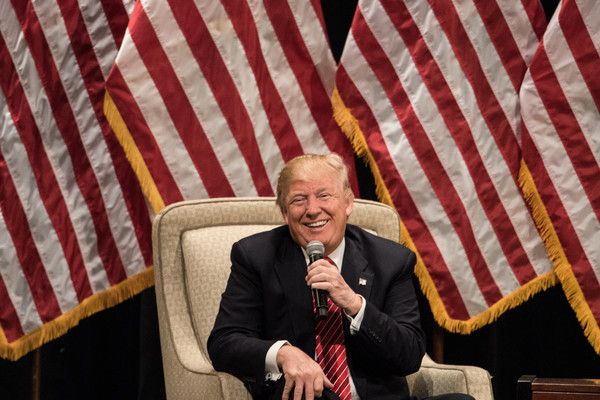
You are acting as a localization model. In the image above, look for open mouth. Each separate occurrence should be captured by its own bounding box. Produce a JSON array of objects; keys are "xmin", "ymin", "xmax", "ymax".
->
[{"xmin": 305, "ymin": 220, "xmax": 328, "ymax": 228}]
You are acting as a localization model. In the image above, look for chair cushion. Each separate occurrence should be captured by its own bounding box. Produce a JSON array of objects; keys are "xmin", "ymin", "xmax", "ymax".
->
[{"xmin": 182, "ymin": 224, "xmax": 280, "ymax": 359}]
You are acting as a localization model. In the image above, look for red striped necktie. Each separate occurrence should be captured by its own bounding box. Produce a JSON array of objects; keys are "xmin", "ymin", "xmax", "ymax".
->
[{"xmin": 314, "ymin": 259, "xmax": 351, "ymax": 400}]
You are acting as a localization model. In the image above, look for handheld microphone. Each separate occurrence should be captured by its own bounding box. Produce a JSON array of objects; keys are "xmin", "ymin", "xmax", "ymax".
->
[{"xmin": 307, "ymin": 240, "xmax": 328, "ymax": 319}]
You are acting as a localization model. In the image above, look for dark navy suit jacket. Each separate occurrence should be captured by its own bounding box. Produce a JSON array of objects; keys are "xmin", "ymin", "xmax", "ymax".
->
[{"xmin": 207, "ymin": 224, "xmax": 425, "ymax": 399}]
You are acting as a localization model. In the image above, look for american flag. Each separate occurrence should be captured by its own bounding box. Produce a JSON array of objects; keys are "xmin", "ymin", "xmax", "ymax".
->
[
  {"xmin": 3, "ymin": 0, "xmax": 600, "ymax": 361},
  {"xmin": 0, "ymin": 0, "xmax": 153, "ymax": 360},
  {"xmin": 334, "ymin": 0, "xmax": 558, "ymax": 332},
  {"xmin": 520, "ymin": 0, "xmax": 600, "ymax": 353},
  {"xmin": 104, "ymin": 0, "xmax": 358, "ymax": 214}
]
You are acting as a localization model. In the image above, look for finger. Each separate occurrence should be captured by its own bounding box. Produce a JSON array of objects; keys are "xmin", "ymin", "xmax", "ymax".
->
[
  {"xmin": 282, "ymin": 379, "xmax": 294, "ymax": 400},
  {"xmin": 306, "ymin": 268, "xmax": 337, "ymax": 286},
  {"xmin": 307, "ymin": 259, "xmax": 336, "ymax": 274},
  {"xmin": 308, "ymin": 282, "xmax": 330, "ymax": 293},
  {"xmin": 293, "ymin": 382, "xmax": 305, "ymax": 400},
  {"xmin": 306, "ymin": 273, "xmax": 329, "ymax": 289},
  {"xmin": 312, "ymin": 375, "xmax": 324, "ymax": 399},
  {"xmin": 304, "ymin": 385, "xmax": 315, "ymax": 400},
  {"xmin": 323, "ymin": 375, "xmax": 334, "ymax": 389}
]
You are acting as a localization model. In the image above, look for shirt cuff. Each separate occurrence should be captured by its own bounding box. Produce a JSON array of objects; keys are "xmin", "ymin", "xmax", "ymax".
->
[
  {"xmin": 265, "ymin": 340, "xmax": 289, "ymax": 381},
  {"xmin": 344, "ymin": 295, "xmax": 366, "ymax": 335}
]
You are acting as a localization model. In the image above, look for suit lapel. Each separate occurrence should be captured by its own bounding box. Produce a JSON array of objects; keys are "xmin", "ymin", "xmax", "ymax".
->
[
  {"xmin": 273, "ymin": 236, "xmax": 315, "ymax": 350},
  {"xmin": 341, "ymin": 233, "xmax": 371, "ymax": 397},
  {"xmin": 342, "ymin": 237, "xmax": 373, "ymax": 301}
]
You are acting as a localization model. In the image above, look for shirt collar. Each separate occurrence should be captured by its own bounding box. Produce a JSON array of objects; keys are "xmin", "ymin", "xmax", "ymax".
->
[{"xmin": 327, "ymin": 238, "xmax": 345, "ymax": 271}]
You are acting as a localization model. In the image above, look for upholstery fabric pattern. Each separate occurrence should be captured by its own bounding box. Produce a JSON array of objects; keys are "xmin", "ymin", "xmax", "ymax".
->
[
  {"xmin": 407, "ymin": 354, "xmax": 494, "ymax": 399},
  {"xmin": 183, "ymin": 225, "xmax": 280, "ymax": 360}
]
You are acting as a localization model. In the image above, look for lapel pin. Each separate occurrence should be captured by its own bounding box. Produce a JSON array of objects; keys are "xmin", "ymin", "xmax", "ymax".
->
[{"xmin": 359, "ymin": 278, "xmax": 367, "ymax": 286}]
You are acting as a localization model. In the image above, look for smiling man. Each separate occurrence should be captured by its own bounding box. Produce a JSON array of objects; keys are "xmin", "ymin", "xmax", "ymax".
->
[{"xmin": 208, "ymin": 153, "xmax": 471, "ymax": 400}]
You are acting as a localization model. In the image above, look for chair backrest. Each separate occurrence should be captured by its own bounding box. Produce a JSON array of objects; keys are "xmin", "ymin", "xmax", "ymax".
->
[{"xmin": 152, "ymin": 197, "xmax": 401, "ymax": 399}]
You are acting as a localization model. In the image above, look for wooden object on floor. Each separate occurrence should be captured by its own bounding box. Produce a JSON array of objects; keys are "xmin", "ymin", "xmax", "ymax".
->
[{"xmin": 518, "ymin": 375, "xmax": 600, "ymax": 400}]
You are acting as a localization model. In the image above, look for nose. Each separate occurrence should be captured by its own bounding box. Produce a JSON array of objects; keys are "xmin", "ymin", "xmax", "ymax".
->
[{"xmin": 305, "ymin": 196, "xmax": 321, "ymax": 217}]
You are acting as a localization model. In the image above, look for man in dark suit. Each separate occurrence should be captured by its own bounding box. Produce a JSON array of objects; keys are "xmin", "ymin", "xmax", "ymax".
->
[{"xmin": 208, "ymin": 153, "xmax": 473, "ymax": 400}]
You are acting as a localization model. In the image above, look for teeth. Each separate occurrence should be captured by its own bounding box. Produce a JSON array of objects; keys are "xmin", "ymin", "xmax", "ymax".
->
[{"xmin": 307, "ymin": 220, "xmax": 327, "ymax": 227}]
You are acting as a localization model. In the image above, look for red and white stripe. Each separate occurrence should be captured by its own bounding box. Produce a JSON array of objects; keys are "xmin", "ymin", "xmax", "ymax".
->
[
  {"xmin": 336, "ymin": 0, "xmax": 552, "ymax": 321},
  {"xmin": 520, "ymin": 0, "xmax": 600, "ymax": 350},
  {"xmin": 0, "ymin": 0, "xmax": 152, "ymax": 355},
  {"xmin": 315, "ymin": 300, "xmax": 351, "ymax": 400},
  {"xmin": 105, "ymin": 0, "xmax": 358, "ymax": 210}
]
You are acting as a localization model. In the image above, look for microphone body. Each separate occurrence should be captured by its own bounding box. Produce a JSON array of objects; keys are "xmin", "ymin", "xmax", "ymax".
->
[{"xmin": 307, "ymin": 240, "xmax": 328, "ymax": 319}]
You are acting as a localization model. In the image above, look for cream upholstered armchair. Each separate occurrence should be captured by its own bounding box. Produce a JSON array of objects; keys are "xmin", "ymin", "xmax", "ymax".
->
[{"xmin": 152, "ymin": 197, "xmax": 494, "ymax": 400}]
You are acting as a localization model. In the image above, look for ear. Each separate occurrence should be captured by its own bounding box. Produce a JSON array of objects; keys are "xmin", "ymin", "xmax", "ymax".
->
[
  {"xmin": 281, "ymin": 206, "xmax": 289, "ymax": 224},
  {"xmin": 345, "ymin": 198, "xmax": 354, "ymax": 217}
]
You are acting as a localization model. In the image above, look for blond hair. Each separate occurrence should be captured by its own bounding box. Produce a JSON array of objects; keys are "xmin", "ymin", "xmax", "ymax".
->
[{"xmin": 276, "ymin": 153, "xmax": 353, "ymax": 209}]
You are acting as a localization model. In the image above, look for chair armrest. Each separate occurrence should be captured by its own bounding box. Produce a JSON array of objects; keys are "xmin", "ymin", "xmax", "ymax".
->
[
  {"xmin": 155, "ymin": 266, "xmax": 251, "ymax": 400},
  {"xmin": 407, "ymin": 354, "xmax": 494, "ymax": 400}
]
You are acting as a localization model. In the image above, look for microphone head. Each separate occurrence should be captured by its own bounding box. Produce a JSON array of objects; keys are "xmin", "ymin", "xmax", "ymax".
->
[{"xmin": 306, "ymin": 240, "xmax": 324, "ymax": 258}]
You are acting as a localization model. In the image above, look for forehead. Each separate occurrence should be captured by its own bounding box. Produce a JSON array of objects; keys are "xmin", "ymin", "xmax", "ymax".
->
[{"xmin": 287, "ymin": 173, "xmax": 341, "ymax": 194}]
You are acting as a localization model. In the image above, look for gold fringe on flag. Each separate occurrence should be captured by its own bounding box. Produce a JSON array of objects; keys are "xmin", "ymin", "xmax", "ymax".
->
[
  {"xmin": 332, "ymin": 88, "xmax": 559, "ymax": 335},
  {"xmin": 0, "ymin": 267, "xmax": 155, "ymax": 361},
  {"xmin": 1, "ymin": 93, "xmax": 164, "ymax": 361},
  {"xmin": 519, "ymin": 161, "xmax": 600, "ymax": 354},
  {"xmin": 104, "ymin": 92, "xmax": 165, "ymax": 215}
]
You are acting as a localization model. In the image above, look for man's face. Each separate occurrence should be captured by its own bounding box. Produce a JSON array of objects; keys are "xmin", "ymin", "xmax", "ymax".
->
[{"xmin": 281, "ymin": 173, "xmax": 353, "ymax": 256}]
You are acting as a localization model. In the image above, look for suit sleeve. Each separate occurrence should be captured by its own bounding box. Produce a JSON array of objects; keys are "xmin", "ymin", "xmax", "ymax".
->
[
  {"xmin": 346, "ymin": 247, "xmax": 425, "ymax": 377},
  {"xmin": 207, "ymin": 240, "xmax": 275, "ymax": 385}
]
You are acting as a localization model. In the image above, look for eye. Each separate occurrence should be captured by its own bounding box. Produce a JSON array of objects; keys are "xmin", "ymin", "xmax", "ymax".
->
[{"xmin": 290, "ymin": 197, "xmax": 306, "ymax": 206}]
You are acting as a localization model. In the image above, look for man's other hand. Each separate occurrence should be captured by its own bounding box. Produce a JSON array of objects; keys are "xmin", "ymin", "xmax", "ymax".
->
[{"xmin": 276, "ymin": 344, "xmax": 333, "ymax": 400}]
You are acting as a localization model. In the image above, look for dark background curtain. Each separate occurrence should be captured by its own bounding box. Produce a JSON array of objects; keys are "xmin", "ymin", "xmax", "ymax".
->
[{"xmin": 2, "ymin": 1, "xmax": 599, "ymax": 399}]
